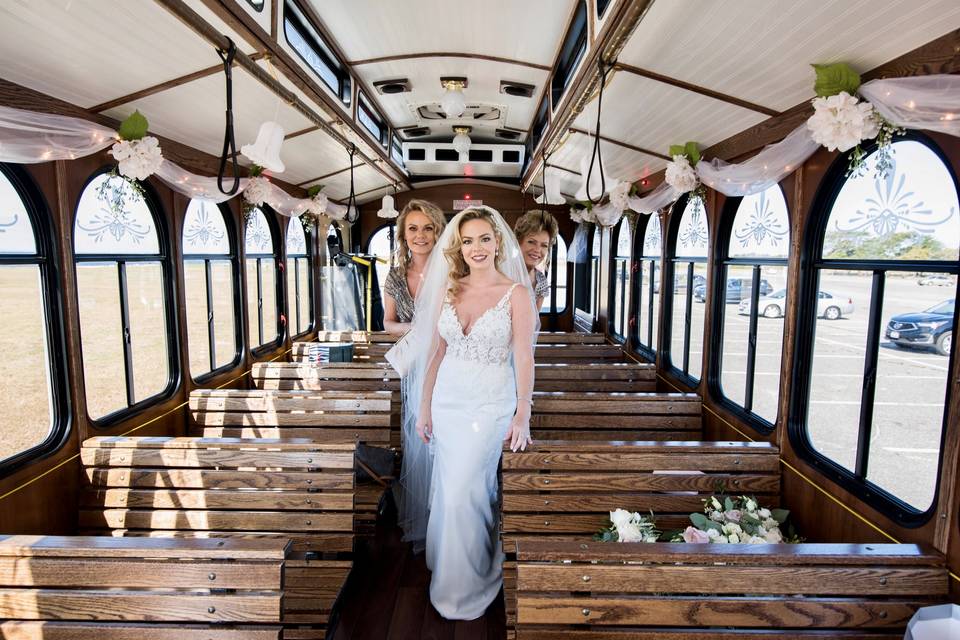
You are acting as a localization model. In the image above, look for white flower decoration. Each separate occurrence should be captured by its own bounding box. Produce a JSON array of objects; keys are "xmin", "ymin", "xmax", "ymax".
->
[
  {"xmin": 243, "ymin": 176, "xmax": 270, "ymax": 206},
  {"xmin": 570, "ymin": 208, "xmax": 585, "ymax": 224},
  {"xmin": 665, "ymin": 154, "xmax": 699, "ymax": 194},
  {"xmin": 308, "ymin": 190, "xmax": 329, "ymax": 216},
  {"xmin": 609, "ymin": 509, "xmax": 633, "ymax": 530},
  {"xmin": 608, "ymin": 180, "xmax": 631, "ymax": 212},
  {"xmin": 110, "ymin": 136, "xmax": 163, "ymax": 181},
  {"xmin": 806, "ymin": 91, "xmax": 879, "ymax": 152}
]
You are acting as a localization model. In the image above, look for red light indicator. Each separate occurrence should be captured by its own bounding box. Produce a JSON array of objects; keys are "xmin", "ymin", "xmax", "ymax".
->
[{"xmin": 464, "ymin": 194, "xmax": 472, "ymax": 200}]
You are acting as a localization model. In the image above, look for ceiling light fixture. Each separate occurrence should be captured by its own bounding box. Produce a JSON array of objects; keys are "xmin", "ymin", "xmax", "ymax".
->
[
  {"xmin": 452, "ymin": 126, "xmax": 472, "ymax": 155},
  {"xmin": 440, "ymin": 77, "xmax": 468, "ymax": 118}
]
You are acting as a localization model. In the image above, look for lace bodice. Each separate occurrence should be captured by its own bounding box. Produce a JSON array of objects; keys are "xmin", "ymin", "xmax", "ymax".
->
[{"xmin": 438, "ymin": 283, "xmax": 518, "ymax": 365}]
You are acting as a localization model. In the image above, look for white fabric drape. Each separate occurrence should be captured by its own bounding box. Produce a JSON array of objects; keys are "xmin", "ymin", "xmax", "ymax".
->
[
  {"xmin": 860, "ymin": 75, "xmax": 960, "ymax": 137},
  {"xmin": 0, "ymin": 105, "xmax": 115, "ymax": 163},
  {"xmin": 154, "ymin": 159, "xmax": 250, "ymax": 203},
  {"xmin": 627, "ymin": 182, "xmax": 679, "ymax": 214}
]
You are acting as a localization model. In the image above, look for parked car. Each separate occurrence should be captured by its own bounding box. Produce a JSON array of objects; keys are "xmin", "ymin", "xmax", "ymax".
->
[
  {"xmin": 918, "ymin": 275, "xmax": 954, "ymax": 287},
  {"xmin": 738, "ymin": 289, "xmax": 854, "ymax": 320},
  {"xmin": 694, "ymin": 278, "xmax": 772, "ymax": 303},
  {"xmin": 885, "ymin": 299, "xmax": 954, "ymax": 356},
  {"xmin": 654, "ymin": 273, "xmax": 704, "ymax": 294}
]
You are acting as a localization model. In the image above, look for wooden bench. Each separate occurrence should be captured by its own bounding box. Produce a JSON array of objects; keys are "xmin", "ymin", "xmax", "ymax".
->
[
  {"xmin": 0, "ymin": 535, "xmax": 287, "ymax": 638},
  {"xmin": 312, "ymin": 331, "xmax": 608, "ymax": 345},
  {"xmin": 532, "ymin": 391, "xmax": 702, "ymax": 440},
  {"xmin": 79, "ymin": 437, "xmax": 355, "ymax": 638},
  {"xmin": 534, "ymin": 363, "xmax": 655, "ymax": 392},
  {"xmin": 510, "ymin": 540, "xmax": 948, "ymax": 639}
]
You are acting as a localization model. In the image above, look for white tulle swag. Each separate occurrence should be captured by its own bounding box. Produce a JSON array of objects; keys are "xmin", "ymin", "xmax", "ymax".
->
[
  {"xmin": 569, "ymin": 208, "xmax": 585, "ymax": 224},
  {"xmin": 243, "ymin": 176, "xmax": 270, "ymax": 206},
  {"xmin": 806, "ymin": 91, "xmax": 879, "ymax": 152},
  {"xmin": 608, "ymin": 180, "xmax": 631, "ymax": 212},
  {"xmin": 308, "ymin": 190, "xmax": 329, "ymax": 215},
  {"xmin": 110, "ymin": 136, "xmax": 163, "ymax": 181},
  {"xmin": 665, "ymin": 155, "xmax": 698, "ymax": 193}
]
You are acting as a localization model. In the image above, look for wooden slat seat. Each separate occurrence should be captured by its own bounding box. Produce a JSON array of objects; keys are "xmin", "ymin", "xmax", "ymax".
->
[
  {"xmin": 0, "ymin": 535, "xmax": 287, "ymax": 637},
  {"xmin": 532, "ymin": 343, "xmax": 624, "ymax": 363},
  {"xmin": 310, "ymin": 331, "xmax": 608, "ymax": 345},
  {"xmin": 533, "ymin": 363, "xmax": 655, "ymax": 392},
  {"xmin": 79, "ymin": 437, "xmax": 355, "ymax": 638},
  {"xmin": 532, "ymin": 391, "xmax": 702, "ymax": 440},
  {"xmin": 511, "ymin": 540, "xmax": 948, "ymax": 639}
]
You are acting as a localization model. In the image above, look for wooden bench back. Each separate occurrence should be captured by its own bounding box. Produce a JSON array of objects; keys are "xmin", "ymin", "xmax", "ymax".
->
[
  {"xmin": 311, "ymin": 331, "xmax": 608, "ymax": 345},
  {"xmin": 532, "ymin": 391, "xmax": 702, "ymax": 440},
  {"xmin": 534, "ymin": 363, "xmax": 655, "ymax": 392},
  {"xmin": 0, "ymin": 534, "xmax": 287, "ymax": 635},
  {"xmin": 190, "ymin": 388, "xmax": 394, "ymax": 447},
  {"xmin": 511, "ymin": 540, "xmax": 948, "ymax": 638},
  {"xmin": 501, "ymin": 440, "xmax": 780, "ymax": 545}
]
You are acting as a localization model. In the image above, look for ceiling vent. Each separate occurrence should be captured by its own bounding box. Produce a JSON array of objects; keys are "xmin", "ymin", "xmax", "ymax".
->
[
  {"xmin": 495, "ymin": 128, "xmax": 523, "ymax": 141},
  {"xmin": 499, "ymin": 80, "xmax": 535, "ymax": 98},
  {"xmin": 373, "ymin": 78, "xmax": 411, "ymax": 94},
  {"xmin": 402, "ymin": 141, "xmax": 526, "ymax": 178},
  {"xmin": 402, "ymin": 126, "xmax": 431, "ymax": 138},
  {"xmin": 418, "ymin": 104, "xmax": 502, "ymax": 121}
]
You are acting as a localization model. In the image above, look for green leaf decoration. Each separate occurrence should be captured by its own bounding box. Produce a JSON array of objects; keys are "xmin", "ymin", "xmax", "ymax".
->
[
  {"xmin": 249, "ymin": 164, "xmax": 264, "ymax": 177},
  {"xmin": 724, "ymin": 497, "xmax": 734, "ymax": 512},
  {"xmin": 668, "ymin": 144, "xmax": 686, "ymax": 158},
  {"xmin": 770, "ymin": 508, "xmax": 790, "ymax": 524},
  {"xmin": 741, "ymin": 512, "xmax": 761, "ymax": 526},
  {"xmin": 690, "ymin": 513, "xmax": 721, "ymax": 532},
  {"xmin": 118, "ymin": 110, "xmax": 149, "ymax": 141},
  {"xmin": 812, "ymin": 63, "xmax": 861, "ymax": 98},
  {"xmin": 684, "ymin": 141, "xmax": 701, "ymax": 166},
  {"xmin": 307, "ymin": 185, "xmax": 324, "ymax": 198}
]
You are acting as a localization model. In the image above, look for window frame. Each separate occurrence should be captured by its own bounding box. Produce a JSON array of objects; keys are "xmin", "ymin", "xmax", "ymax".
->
[
  {"xmin": 663, "ymin": 193, "xmax": 709, "ymax": 387},
  {"xmin": 0, "ymin": 163, "xmax": 71, "ymax": 475},
  {"xmin": 357, "ymin": 91, "xmax": 388, "ymax": 147},
  {"xmin": 707, "ymin": 185, "xmax": 790, "ymax": 434},
  {"xmin": 789, "ymin": 132, "xmax": 959, "ymax": 525},
  {"xmin": 286, "ymin": 217, "xmax": 314, "ymax": 339},
  {"xmin": 630, "ymin": 212, "xmax": 662, "ymax": 359},
  {"xmin": 551, "ymin": 0, "xmax": 588, "ymax": 110},
  {"xmin": 596, "ymin": 0, "xmax": 613, "ymax": 18},
  {"xmin": 588, "ymin": 224, "xmax": 601, "ymax": 318},
  {"xmin": 73, "ymin": 168, "xmax": 180, "ymax": 427},
  {"xmin": 609, "ymin": 217, "xmax": 633, "ymax": 343},
  {"xmin": 283, "ymin": 0, "xmax": 352, "ymax": 105},
  {"xmin": 244, "ymin": 207, "xmax": 284, "ymax": 355},
  {"xmin": 182, "ymin": 200, "xmax": 243, "ymax": 383},
  {"xmin": 544, "ymin": 233, "xmax": 569, "ymax": 317},
  {"xmin": 391, "ymin": 133, "xmax": 404, "ymax": 167}
]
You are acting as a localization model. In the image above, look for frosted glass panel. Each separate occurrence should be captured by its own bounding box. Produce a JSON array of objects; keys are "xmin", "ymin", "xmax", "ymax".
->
[
  {"xmin": 286, "ymin": 216, "xmax": 308, "ymax": 256},
  {"xmin": 730, "ymin": 186, "xmax": 789, "ymax": 259},
  {"xmin": 675, "ymin": 196, "xmax": 708, "ymax": 259},
  {"xmin": 75, "ymin": 174, "xmax": 159, "ymax": 255},
  {"xmin": 245, "ymin": 208, "xmax": 273, "ymax": 255},
  {"xmin": 641, "ymin": 217, "xmax": 661, "ymax": 258},
  {"xmin": 0, "ymin": 173, "xmax": 37, "ymax": 254},
  {"xmin": 183, "ymin": 200, "xmax": 230, "ymax": 255}
]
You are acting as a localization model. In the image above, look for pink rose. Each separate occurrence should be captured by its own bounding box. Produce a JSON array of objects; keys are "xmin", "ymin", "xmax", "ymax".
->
[
  {"xmin": 725, "ymin": 509, "xmax": 742, "ymax": 522},
  {"xmin": 682, "ymin": 526, "xmax": 710, "ymax": 543}
]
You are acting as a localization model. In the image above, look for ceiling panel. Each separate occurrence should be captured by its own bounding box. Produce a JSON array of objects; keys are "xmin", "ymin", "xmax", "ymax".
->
[
  {"xmin": 308, "ymin": 0, "xmax": 576, "ymax": 65},
  {"xmin": 572, "ymin": 74, "xmax": 767, "ymax": 162},
  {"xmin": 103, "ymin": 68, "xmax": 314, "ymax": 169},
  {"xmin": 355, "ymin": 58, "xmax": 547, "ymax": 142},
  {"xmin": 321, "ymin": 163, "xmax": 390, "ymax": 203},
  {"xmin": 620, "ymin": 0, "xmax": 960, "ymax": 112},
  {"xmin": 0, "ymin": 0, "xmax": 256, "ymax": 109}
]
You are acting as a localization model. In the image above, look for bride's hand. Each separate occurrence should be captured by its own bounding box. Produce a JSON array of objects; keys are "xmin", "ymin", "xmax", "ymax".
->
[
  {"xmin": 505, "ymin": 414, "xmax": 533, "ymax": 452},
  {"xmin": 416, "ymin": 411, "xmax": 432, "ymax": 443}
]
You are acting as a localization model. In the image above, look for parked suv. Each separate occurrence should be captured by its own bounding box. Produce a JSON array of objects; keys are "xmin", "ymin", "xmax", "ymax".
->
[
  {"xmin": 694, "ymin": 278, "xmax": 772, "ymax": 303},
  {"xmin": 885, "ymin": 299, "xmax": 954, "ymax": 356}
]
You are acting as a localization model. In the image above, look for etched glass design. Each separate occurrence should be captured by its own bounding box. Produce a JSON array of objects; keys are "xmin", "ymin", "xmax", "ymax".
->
[
  {"xmin": 730, "ymin": 186, "xmax": 790, "ymax": 259},
  {"xmin": 0, "ymin": 173, "xmax": 36, "ymax": 254},
  {"xmin": 183, "ymin": 200, "xmax": 229, "ymax": 255},
  {"xmin": 286, "ymin": 216, "xmax": 307, "ymax": 256},
  {"xmin": 642, "ymin": 216, "xmax": 661, "ymax": 258},
  {"xmin": 245, "ymin": 208, "xmax": 273, "ymax": 255},
  {"xmin": 676, "ymin": 196, "xmax": 709, "ymax": 258},
  {"xmin": 75, "ymin": 174, "xmax": 159, "ymax": 255}
]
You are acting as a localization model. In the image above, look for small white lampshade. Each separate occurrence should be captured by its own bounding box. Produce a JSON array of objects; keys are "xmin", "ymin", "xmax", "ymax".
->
[
  {"xmin": 441, "ymin": 89, "xmax": 466, "ymax": 118},
  {"xmin": 905, "ymin": 604, "xmax": 960, "ymax": 640},
  {"xmin": 241, "ymin": 121, "xmax": 286, "ymax": 173},
  {"xmin": 377, "ymin": 194, "xmax": 399, "ymax": 219},
  {"xmin": 535, "ymin": 168, "xmax": 566, "ymax": 205},
  {"xmin": 452, "ymin": 132, "xmax": 471, "ymax": 155}
]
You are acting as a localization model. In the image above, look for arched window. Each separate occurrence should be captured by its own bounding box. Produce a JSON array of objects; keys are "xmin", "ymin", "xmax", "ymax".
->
[
  {"xmin": 633, "ymin": 214, "xmax": 662, "ymax": 356},
  {"xmin": 0, "ymin": 166, "xmax": 69, "ymax": 468},
  {"xmin": 287, "ymin": 216, "xmax": 313, "ymax": 337},
  {"xmin": 714, "ymin": 185, "xmax": 790, "ymax": 429},
  {"xmin": 543, "ymin": 234, "xmax": 568, "ymax": 314},
  {"xmin": 326, "ymin": 222, "xmax": 344, "ymax": 264},
  {"xmin": 666, "ymin": 195, "xmax": 709, "ymax": 384},
  {"xmin": 588, "ymin": 225, "xmax": 601, "ymax": 317},
  {"xmin": 794, "ymin": 138, "xmax": 959, "ymax": 519},
  {"xmin": 75, "ymin": 173, "xmax": 175, "ymax": 421},
  {"xmin": 367, "ymin": 223, "xmax": 396, "ymax": 304},
  {"xmin": 245, "ymin": 207, "xmax": 281, "ymax": 350},
  {"xmin": 611, "ymin": 219, "xmax": 632, "ymax": 341},
  {"xmin": 183, "ymin": 200, "xmax": 239, "ymax": 380}
]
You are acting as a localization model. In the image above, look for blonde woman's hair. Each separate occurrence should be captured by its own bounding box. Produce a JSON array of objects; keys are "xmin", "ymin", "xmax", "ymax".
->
[
  {"xmin": 443, "ymin": 207, "xmax": 506, "ymax": 300},
  {"xmin": 514, "ymin": 209, "xmax": 559, "ymax": 268},
  {"xmin": 394, "ymin": 199, "xmax": 446, "ymax": 274}
]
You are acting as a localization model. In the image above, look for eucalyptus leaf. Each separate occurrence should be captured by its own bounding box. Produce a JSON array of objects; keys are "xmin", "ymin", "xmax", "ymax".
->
[
  {"xmin": 118, "ymin": 110, "xmax": 149, "ymax": 141},
  {"xmin": 741, "ymin": 513, "xmax": 761, "ymax": 526},
  {"xmin": 812, "ymin": 62, "xmax": 861, "ymax": 98},
  {"xmin": 690, "ymin": 513, "xmax": 721, "ymax": 532},
  {"xmin": 724, "ymin": 497, "xmax": 734, "ymax": 512},
  {"xmin": 770, "ymin": 508, "xmax": 790, "ymax": 524}
]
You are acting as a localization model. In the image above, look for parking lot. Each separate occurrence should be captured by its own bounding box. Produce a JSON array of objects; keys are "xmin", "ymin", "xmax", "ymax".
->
[{"xmin": 682, "ymin": 269, "xmax": 954, "ymax": 511}]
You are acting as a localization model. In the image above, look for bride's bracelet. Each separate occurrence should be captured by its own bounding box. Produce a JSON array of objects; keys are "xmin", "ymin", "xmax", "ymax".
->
[{"xmin": 518, "ymin": 396, "xmax": 534, "ymax": 406}]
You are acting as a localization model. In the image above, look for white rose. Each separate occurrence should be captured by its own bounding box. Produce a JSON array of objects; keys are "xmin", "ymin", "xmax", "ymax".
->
[
  {"xmin": 616, "ymin": 521, "xmax": 643, "ymax": 543},
  {"xmin": 757, "ymin": 508, "xmax": 771, "ymax": 519},
  {"xmin": 308, "ymin": 191, "xmax": 329, "ymax": 215},
  {"xmin": 608, "ymin": 180, "xmax": 631, "ymax": 211},
  {"xmin": 748, "ymin": 536, "xmax": 767, "ymax": 544},
  {"xmin": 806, "ymin": 92, "xmax": 879, "ymax": 152},
  {"xmin": 721, "ymin": 523, "xmax": 742, "ymax": 536},
  {"xmin": 708, "ymin": 510, "xmax": 723, "ymax": 522},
  {"xmin": 727, "ymin": 533, "xmax": 741, "ymax": 543},
  {"xmin": 744, "ymin": 499, "xmax": 757, "ymax": 513},
  {"xmin": 244, "ymin": 176, "xmax": 270, "ymax": 206},
  {"xmin": 664, "ymin": 154, "xmax": 698, "ymax": 193},
  {"xmin": 609, "ymin": 509, "xmax": 633, "ymax": 530},
  {"xmin": 705, "ymin": 528, "xmax": 722, "ymax": 542},
  {"xmin": 763, "ymin": 528, "xmax": 783, "ymax": 544},
  {"xmin": 762, "ymin": 518, "xmax": 778, "ymax": 530}
]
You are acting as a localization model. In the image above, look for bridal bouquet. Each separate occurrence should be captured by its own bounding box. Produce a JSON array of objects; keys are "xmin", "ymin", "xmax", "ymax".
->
[
  {"xmin": 673, "ymin": 495, "xmax": 799, "ymax": 544},
  {"xmin": 594, "ymin": 509, "xmax": 661, "ymax": 543}
]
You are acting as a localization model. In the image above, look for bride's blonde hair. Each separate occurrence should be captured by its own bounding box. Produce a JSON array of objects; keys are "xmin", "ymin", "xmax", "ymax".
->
[{"xmin": 443, "ymin": 207, "xmax": 506, "ymax": 300}]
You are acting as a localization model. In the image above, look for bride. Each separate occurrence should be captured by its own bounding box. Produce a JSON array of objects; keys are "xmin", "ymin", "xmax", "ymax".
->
[{"xmin": 387, "ymin": 206, "xmax": 536, "ymax": 620}]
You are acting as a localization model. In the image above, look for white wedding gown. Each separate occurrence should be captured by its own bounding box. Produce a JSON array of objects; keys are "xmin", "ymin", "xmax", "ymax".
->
[{"xmin": 425, "ymin": 283, "xmax": 519, "ymax": 620}]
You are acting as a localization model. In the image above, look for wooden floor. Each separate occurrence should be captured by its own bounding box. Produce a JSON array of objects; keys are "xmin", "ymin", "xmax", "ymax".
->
[{"xmin": 329, "ymin": 493, "xmax": 506, "ymax": 640}]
